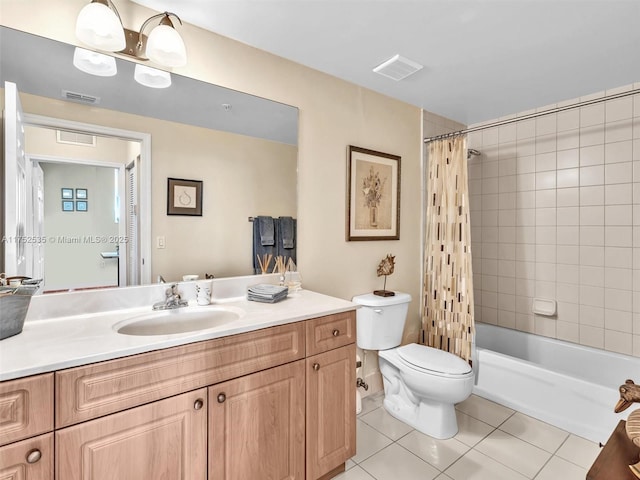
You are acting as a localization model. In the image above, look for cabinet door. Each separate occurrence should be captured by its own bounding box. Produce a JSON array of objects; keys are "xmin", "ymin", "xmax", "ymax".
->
[
  {"xmin": 306, "ymin": 344, "xmax": 356, "ymax": 480},
  {"xmin": 0, "ymin": 433, "xmax": 53, "ymax": 480},
  {"xmin": 56, "ymin": 388, "xmax": 207, "ymax": 480},
  {"xmin": 209, "ymin": 360, "xmax": 305, "ymax": 480}
]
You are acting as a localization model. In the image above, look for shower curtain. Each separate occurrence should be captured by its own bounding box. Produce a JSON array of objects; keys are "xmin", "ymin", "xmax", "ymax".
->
[{"xmin": 422, "ymin": 136, "xmax": 475, "ymax": 362}]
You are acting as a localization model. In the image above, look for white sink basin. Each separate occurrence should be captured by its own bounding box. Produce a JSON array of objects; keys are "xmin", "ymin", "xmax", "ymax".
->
[{"xmin": 114, "ymin": 306, "xmax": 244, "ymax": 336}]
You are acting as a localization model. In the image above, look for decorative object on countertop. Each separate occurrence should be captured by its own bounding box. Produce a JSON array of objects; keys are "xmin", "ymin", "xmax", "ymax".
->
[
  {"xmin": 195, "ymin": 279, "xmax": 213, "ymax": 306},
  {"xmin": 247, "ymin": 284, "xmax": 288, "ymax": 304},
  {"xmin": 167, "ymin": 178, "xmax": 203, "ymax": 216},
  {"xmin": 423, "ymin": 136, "xmax": 475, "ymax": 363},
  {"xmin": 284, "ymin": 259, "xmax": 302, "ymax": 293},
  {"xmin": 0, "ymin": 277, "xmax": 42, "ymax": 340},
  {"xmin": 614, "ymin": 379, "xmax": 640, "ymax": 479},
  {"xmin": 256, "ymin": 254, "xmax": 273, "ymax": 274},
  {"xmin": 182, "ymin": 274, "xmax": 199, "ymax": 281},
  {"xmin": 374, "ymin": 254, "xmax": 396, "ymax": 297}
]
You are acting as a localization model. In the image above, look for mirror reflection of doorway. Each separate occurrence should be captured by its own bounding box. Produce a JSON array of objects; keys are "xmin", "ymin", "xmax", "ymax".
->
[{"xmin": 36, "ymin": 161, "xmax": 123, "ymax": 292}]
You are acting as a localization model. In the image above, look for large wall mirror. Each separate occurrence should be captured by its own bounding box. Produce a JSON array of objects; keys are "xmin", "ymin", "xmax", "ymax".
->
[{"xmin": 1, "ymin": 26, "xmax": 299, "ymax": 292}]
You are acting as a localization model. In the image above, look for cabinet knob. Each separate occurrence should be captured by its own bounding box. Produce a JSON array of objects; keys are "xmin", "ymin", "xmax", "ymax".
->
[
  {"xmin": 194, "ymin": 399, "xmax": 204, "ymax": 410},
  {"xmin": 312, "ymin": 363, "xmax": 320, "ymax": 371},
  {"xmin": 26, "ymin": 449, "xmax": 41, "ymax": 464},
  {"xmin": 332, "ymin": 329, "xmax": 340, "ymax": 337},
  {"xmin": 217, "ymin": 393, "xmax": 226, "ymax": 403}
]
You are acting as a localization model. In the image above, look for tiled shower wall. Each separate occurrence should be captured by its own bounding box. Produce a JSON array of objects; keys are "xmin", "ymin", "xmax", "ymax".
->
[{"xmin": 467, "ymin": 83, "xmax": 640, "ymax": 357}]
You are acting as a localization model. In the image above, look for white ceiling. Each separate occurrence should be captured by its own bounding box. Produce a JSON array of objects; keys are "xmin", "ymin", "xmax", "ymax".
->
[{"xmin": 132, "ymin": 0, "xmax": 640, "ymax": 126}]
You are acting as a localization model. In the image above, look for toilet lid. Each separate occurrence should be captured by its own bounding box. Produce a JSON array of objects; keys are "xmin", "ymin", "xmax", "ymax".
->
[{"xmin": 397, "ymin": 344, "xmax": 472, "ymax": 375}]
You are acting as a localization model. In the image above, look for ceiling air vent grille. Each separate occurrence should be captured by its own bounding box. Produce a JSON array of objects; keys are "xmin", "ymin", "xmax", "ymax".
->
[
  {"xmin": 62, "ymin": 90, "xmax": 100, "ymax": 105},
  {"xmin": 373, "ymin": 54, "xmax": 423, "ymax": 81},
  {"xmin": 56, "ymin": 130, "xmax": 97, "ymax": 147}
]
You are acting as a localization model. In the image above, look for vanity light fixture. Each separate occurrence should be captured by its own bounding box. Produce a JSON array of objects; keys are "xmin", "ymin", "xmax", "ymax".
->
[
  {"xmin": 75, "ymin": 0, "xmax": 187, "ymax": 68},
  {"xmin": 134, "ymin": 64, "xmax": 172, "ymax": 89},
  {"xmin": 73, "ymin": 47, "xmax": 118, "ymax": 77}
]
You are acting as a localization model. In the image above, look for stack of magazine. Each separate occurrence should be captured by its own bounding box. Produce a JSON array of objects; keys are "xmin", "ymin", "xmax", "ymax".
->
[{"xmin": 247, "ymin": 284, "xmax": 289, "ymax": 304}]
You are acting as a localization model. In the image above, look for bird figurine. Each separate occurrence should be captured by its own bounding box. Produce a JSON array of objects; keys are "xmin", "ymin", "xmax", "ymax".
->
[
  {"xmin": 374, "ymin": 254, "xmax": 396, "ymax": 297},
  {"xmin": 615, "ymin": 379, "xmax": 640, "ymax": 479}
]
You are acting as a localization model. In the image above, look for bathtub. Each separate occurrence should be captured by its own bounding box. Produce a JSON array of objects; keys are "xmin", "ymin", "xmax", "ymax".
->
[{"xmin": 473, "ymin": 323, "xmax": 639, "ymax": 443}]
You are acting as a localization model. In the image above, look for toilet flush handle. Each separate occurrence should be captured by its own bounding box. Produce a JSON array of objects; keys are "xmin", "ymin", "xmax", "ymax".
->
[{"xmin": 373, "ymin": 309, "xmax": 383, "ymax": 314}]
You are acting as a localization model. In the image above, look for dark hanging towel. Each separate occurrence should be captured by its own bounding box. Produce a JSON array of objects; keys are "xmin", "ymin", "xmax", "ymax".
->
[
  {"xmin": 253, "ymin": 216, "xmax": 278, "ymax": 274},
  {"xmin": 277, "ymin": 217, "xmax": 297, "ymax": 267}
]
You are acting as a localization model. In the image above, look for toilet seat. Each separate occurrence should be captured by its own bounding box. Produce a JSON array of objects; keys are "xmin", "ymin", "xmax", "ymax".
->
[{"xmin": 396, "ymin": 343, "xmax": 472, "ymax": 377}]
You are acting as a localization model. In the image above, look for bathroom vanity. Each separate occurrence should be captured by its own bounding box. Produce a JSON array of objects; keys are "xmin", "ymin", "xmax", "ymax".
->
[{"xmin": 0, "ymin": 282, "xmax": 357, "ymax": 480}]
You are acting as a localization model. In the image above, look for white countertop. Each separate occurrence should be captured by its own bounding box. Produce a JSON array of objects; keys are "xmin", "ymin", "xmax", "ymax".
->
[{"xmin": 0, "ymin": 289, "xmax": 357, "ymax": 382}]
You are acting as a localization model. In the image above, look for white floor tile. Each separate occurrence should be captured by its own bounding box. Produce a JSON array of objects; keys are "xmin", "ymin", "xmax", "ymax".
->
[
  {"xmin": 398, "ymin": 430, "xmax": 470, "ymax": 471},
  {"xmin": 445, "ymin": 449, "xmax": 528, "ymax": 480},
  {"xmin": 359, "ymin": 405, "xmax": 414, "ymax": 441},
  {"xmin": 499, "ymin": 412, "xmax": 569, "ymax": 453},
  {"xmin": 555, "ymin": 434, "xmax": 602, "ymax": 469},
  {"xmin": 435, "ymin": 475, "xmax": 454, "ymax": 480},
  {"xmin": 360, "ymin": 443, "xmax": 440, "ymax": 480},
  {"xmin": 333, "ymin": 465, "xmax": 376, "ymax": 480},
  {"xmin": 359, "ymin": 392, "xmax": 385, "ymax": 416},
  {"xmin": 535, "ymin": 456, "xmax": 588, "ymax": 480},
  {"xmin": 351, "ymin": 419, "xmax": 394, "ymax": 464},
  {"xmin": 345, "ymin": 459, "xmax": 356, "ymax": 470},
  {"xmin": 455, "ymin": 395, "xmax": 515, "ymax": 427},
  {"xmin": 474, "ymin": 429, "xmax": 551, "ymax": 478},
  {"xmin": 454, "ymin": 411, "xmax": 495, "ymax": 447}
]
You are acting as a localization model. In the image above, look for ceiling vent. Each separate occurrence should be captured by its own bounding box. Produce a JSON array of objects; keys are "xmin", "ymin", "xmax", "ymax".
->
[
  {"xmin": 373, "ymin": 54, "xmax": 423, "ymax": 81},
  {"xmin": 62, "ymin": 90, "xmax": 100, "ymax": 105},
  {"xmin": 56, "ymin": 129, "xmax": 97, "ymax": 147}
]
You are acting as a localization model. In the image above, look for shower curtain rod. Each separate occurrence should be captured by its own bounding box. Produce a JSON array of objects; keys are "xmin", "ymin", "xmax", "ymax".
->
[{"xmin": 424, "ymin": 87, "xmax": 640, "ymax": 144}]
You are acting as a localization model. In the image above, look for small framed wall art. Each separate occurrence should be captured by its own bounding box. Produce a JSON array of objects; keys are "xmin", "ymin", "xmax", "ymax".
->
[
  {"xmin": 76, "ymin": 188, "xmax": 88, "ymax": 199},
  {"xmin": 62, "ymin": 188, "xmax": 74, "ymax": 199},
  {"xmin": 346, "ymin": 145, "xmax": 401, "ymax": 241},
  {"xmin": 167, "ymin": 178, "xmax": 203, "ymax": 216},
  {"xmin": 76, "ymin": 201, "xmax": 88, "ymax": 212},
  {"xmin": 62, "ymin": 201, "xmax": 74, "ymax": 212}
]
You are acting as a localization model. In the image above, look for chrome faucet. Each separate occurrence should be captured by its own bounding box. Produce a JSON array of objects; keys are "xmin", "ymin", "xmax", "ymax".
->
[{"xmin": 153, "ymin": 284, "xmax": 188, "ymax": 310}]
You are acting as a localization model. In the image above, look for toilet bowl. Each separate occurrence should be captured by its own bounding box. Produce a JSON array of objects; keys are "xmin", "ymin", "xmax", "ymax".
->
[{"xmin": 352, "ymin": 292, "xmax": 474, "ymax": 439}]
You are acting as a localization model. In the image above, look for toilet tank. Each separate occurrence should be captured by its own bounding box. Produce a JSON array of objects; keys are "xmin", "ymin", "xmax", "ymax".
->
[{"xmin": 352, "ymin": 292, "xmax": 412, "ymax": 350}]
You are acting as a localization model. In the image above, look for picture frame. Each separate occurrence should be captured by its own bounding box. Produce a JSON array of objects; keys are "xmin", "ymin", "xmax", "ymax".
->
[
  {"xmin": 61, "ymin": 188, "xmax": 74, "ymax": 199},
  {"xmin": 75, "ymin": 188, "xmax": 88, "ymax": 199},
  {"xmin": 76, "ymin": 200, "xmax": 88, "ymax": 212},
  {"xmin": 62, "ymin": 200, "xmax": 74, "ymax": 212},
  {"xmin": 346, "ymin": 145, "xmax": 401, "ymax": 241},
  {"xmin": 167, "ymin": 178, "xmax": 203, "ymax": 216}
]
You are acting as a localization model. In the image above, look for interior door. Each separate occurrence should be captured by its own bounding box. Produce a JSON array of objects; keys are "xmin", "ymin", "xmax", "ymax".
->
[
  {"xmin": 31, "ymin": 162, "xmax": 45, "ymax": 280},
  {"xmin": 3, "ymin": 81, "xmax": 29, "ymax": 276}
]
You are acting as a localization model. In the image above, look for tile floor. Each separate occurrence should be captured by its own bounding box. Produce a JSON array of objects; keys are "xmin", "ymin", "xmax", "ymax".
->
[{"xmin": 337, "ymin": 393, "xmax": 602, "ymax": 480}]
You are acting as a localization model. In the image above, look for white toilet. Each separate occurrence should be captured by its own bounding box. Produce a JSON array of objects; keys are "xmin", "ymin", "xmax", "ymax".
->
[{"xmin": 352, "ymin": 292, "xmax": 474, "ymax": 439}]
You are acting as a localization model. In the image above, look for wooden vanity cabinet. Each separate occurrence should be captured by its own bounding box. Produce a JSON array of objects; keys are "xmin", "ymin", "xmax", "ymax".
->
[
  {"xmin": 55, "ymin": 388, "xmax": 208, "ymax": 480},
  {"xmin": 208, "ymin": 360, "xmax": 306, "ymax": 479},
  {"xmin": 0, "ymin": 373, "xmax": 54, "ymax": 480},
  {"xmin": 0, "ymin": 433, "xmax": 53, "ymax": 480},
  {"xmin": 1, "ymin": 309, "xmax": 356, "ymax": 480},
  {"xmin": 305, "ymin": 312, "xmax": 357, "ymax": 480}
]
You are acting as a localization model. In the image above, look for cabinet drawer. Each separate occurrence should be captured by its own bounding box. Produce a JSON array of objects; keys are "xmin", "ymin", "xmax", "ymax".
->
[
  {"xmin": 0, "ymin": 373, "xmax": 53, "ymax": 446},
  {"xmin": 306, "ymin": 311, "xmax": 355, "ymax": 356},
  {"xmin": 56, "ymin": 322, "xmax": 305, "ymax": 427},
  {"xmin": 0, "ymin": 432, "xmax": 53, "ymax": 479}
]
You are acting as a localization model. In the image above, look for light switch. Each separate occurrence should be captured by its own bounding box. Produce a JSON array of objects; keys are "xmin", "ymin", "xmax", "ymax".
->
[{"xmin": 157, "ymin": 236, "xmax": 166, "ymax": 249}]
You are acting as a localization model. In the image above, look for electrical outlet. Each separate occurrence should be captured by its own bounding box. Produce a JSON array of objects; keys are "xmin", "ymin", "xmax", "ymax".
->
[{"xmin": 157, "ymin": 236, "xmax": 166, "ymax": 249}]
